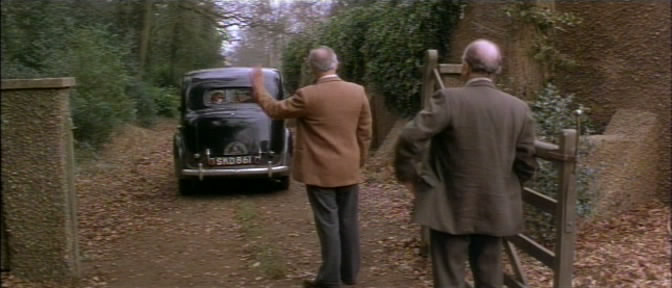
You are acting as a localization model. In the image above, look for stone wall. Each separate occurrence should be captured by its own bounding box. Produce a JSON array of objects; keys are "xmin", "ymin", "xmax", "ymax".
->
[
  {"xmin": 585, "ymin": 110, "xmax": 661, "ymax": 217},
  {"xmin": 367, "ymin": 86, "xmax": 399, "ymax": 149},
  {"xmin": 1, "ymin": 212, "xmax": 7, "ymax": 271},
  {"xmin": 555, "ymin": 1, "xmax": 671, "ymax": 197},
  {"xmin": 449, "ymin": 1, "xmax": 670, "ymax": 200},
  {"xmin": 1, "ymin": 78, "xmax": 80, "ymax": 282},
  {"xmin": 447, "ymin": 1, "xmax": 545, "ymax": 101}
]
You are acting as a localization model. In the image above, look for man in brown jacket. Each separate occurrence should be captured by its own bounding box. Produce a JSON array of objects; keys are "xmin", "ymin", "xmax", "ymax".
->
[
  {"xmin": 251, "ymin": 46, "xmax": 372, "ymax": 288},
  {"xmin": 394, "ymin": 39, "xmax": 537, "ymax": 288}
]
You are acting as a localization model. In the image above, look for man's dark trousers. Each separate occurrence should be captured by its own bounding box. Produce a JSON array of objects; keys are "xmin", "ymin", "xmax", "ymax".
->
[
  {"xmin": 306, "ymin": 184, "xmax": 360, "ymax": 288},
  {"xmin": 430, "ymin": 229, "xmax": 503, "ymax": 288}
]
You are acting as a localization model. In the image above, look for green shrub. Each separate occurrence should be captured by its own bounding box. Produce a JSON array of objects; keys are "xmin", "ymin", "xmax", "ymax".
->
[
  {"xmin": 59, "ymin": 26, "xmax": 135, "ymax": 147},
  {"xmin": 281, "ymin": 0, "xmax": 463, "ymax": 116},
  {"xmin": 126, "ymin": 81, "xmax": 179, "ymax": 126},
  {"xmin": 153, "ymin": 86, "xmax": 180, "ymax": 118},
  {"xmin": 317, "ymin": 6, "xmax": 376, "ymax": 85},
  {"xmin": 532, "ymin": 83, "xmax": 595, "ymax": 142},
  {"xmin": 281, "ymin": 33, "xmax": 317, "ymax": 94},
  {"xmin": 127, "ymin": 80, "xmax": 157, "ymax": 127},
  {"xmin": 362, "ymin": 1, "xmax": 461, "ymax": 116},
  {"xmin": 1, "ymin": 0, "xmax": 225, "ymax": 151},
  {"xmin": 0, "ymin": 53, "xmax": 42, "ymax": 79},
  {"xmin": 526, "ymin": 83, "xmax": 596, "ymax": 246}
]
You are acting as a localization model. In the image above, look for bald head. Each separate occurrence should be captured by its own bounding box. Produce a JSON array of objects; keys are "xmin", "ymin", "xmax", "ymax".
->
[
  {"xmin": 308, "ymin": 46, "xmax": 339, "ymax": 73},
  {"xmin": 461, "ymin": 39, "xmax": 502, "ymax": 75}
]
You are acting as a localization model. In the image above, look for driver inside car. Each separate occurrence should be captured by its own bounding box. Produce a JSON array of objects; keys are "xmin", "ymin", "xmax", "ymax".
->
[{"xmin": 210, "ymin": 91, "xmax": 226, "ymax": 104}]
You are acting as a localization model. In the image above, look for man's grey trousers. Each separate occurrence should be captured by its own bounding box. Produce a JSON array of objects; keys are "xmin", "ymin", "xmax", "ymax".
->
[
  {"xmin": 306, "ymin": 184, "xmax": 361, "ymax": 288},
  {"xmin": 430, "ymin": 229, "xmax": 503, "ymax": 288}
]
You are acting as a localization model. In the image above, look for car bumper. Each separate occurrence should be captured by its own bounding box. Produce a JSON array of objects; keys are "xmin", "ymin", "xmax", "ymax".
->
[{"xmin": 182, "ymin": 165, "xmax": 290, "ymax": 180}]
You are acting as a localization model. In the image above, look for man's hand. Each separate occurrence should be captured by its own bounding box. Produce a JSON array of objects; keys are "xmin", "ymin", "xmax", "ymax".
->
[{"xmin": 250, "ymin": 65, "xmax": 264, "ymax": 102}]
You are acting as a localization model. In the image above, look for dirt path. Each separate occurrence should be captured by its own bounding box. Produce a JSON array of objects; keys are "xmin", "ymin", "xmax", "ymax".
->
[
  {"xmin": 71, "ymin": 119, "xmax": 426, "ymax": 288},
  {"xmin": 89, "ymin": 191, "xmax": 247, "ymax": 288},
  {"xmin": 2, "ymin": 119, "xmax": 669, "ymax": 288}
]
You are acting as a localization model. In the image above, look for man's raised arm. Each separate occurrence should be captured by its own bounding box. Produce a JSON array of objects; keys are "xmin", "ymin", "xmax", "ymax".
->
[{"xmin": 251, "ymin": 67, "xmax": 307, "ymax": 119}]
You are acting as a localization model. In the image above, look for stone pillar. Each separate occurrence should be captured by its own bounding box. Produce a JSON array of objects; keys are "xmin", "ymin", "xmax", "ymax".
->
[
  {"xmin": 1, "ymin": 78, "xmax": 80, "ymax": 282},
  {"xmin": 1, "ymin": 211, "xmax": 7, "ymax": 271}
]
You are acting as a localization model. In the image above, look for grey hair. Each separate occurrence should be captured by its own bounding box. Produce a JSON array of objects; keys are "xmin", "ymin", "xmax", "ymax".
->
[
  {"xmin": 461, "ymin": 39, "xmax": 502, "ymax": 75},
  {"xmin": 308, "ymin": 46, "xmax": 339, "ymax": 72}
]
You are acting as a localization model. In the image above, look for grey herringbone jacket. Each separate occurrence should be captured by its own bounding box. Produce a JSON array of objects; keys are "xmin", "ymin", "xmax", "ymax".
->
[{"xmin": 394, "ymin": 79, "xmax": 537, "ymax": 236}]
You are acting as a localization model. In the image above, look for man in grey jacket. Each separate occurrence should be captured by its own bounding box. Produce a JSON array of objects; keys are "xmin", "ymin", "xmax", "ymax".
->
[{"xmin": 394, "ymin": 39, "xmax": 538, "ymax": 288}]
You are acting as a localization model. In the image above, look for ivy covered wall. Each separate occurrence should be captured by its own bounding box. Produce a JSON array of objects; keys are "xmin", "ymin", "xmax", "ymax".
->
[{"xmin": 281, "ymin": 0, "xmax": 464, "ymax": 117}]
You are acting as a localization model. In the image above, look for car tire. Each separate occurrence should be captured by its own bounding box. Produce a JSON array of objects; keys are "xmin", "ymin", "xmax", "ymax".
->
[
  {"xmin": 274, "ymin": 176, "xmax": 290, "ymax": 190},
  {"xmin": 178, "ymin": 178, "xmax": 194, "ymax": 195}
]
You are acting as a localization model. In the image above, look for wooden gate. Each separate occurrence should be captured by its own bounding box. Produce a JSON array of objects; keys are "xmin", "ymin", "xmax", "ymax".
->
[{"xmin": 419, "ymin": 50, "xmax": 578, "ymax": 288}]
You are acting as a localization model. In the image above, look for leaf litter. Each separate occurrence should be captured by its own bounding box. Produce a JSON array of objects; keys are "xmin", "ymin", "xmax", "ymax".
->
[{"xmin": 1, "ymin": 119, "xmax": 669, "ymax": 287}]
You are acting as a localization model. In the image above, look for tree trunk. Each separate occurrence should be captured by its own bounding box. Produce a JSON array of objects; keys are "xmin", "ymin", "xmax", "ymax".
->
[
  {"xmin": 168, "ymin": 2, "xmax": 184, "ymax": 86},
  {"xmin": 137, "ymin": 0, "xmax": 152, "ymax": 80}
]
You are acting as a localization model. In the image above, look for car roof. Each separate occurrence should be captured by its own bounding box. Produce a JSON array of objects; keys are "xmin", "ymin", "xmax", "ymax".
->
[{"xmin": 184, "ymin": 67, "xmax": 280, "ymax": 80}]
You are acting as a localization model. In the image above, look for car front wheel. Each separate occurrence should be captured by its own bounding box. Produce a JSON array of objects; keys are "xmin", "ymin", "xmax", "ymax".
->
[{"xmin": 273, "ymin": 176, "xmax": 290, "ymax": 190}]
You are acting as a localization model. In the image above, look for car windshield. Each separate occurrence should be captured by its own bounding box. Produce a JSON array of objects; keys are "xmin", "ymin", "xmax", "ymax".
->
[{"xmin": 205, "ymin": 88, "xmax": 254, "ymax": 106}]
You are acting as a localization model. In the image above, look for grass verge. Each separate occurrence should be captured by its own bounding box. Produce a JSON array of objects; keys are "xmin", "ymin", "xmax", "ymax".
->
[{"xmin": 234, "ymin": 200, "xmax": 288, "ymax": 280}]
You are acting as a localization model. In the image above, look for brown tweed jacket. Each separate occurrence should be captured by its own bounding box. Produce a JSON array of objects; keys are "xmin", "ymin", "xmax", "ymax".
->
[{"xmin": 257, "ymin": 76, "xmax": 372, "ymax": 188}]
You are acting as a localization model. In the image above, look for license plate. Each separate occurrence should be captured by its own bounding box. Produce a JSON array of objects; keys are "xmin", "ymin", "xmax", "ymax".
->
[{"xmin": 208, "ymin": 156, "xmax": 253, "ymax": 166}]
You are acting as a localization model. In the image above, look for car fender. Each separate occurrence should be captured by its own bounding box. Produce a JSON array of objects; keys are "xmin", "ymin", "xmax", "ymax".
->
[{"xmin": 173, "ymin": 131, "xmax": 185, "ymax": 178}]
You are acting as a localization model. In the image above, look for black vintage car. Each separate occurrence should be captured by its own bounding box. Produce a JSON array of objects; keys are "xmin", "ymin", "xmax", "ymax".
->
[{"xmin": 173, "ymin": 67, "xmax": 292, "ymax": 194}]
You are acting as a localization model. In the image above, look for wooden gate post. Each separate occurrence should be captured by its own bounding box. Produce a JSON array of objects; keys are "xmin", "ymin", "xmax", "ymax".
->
[
  {"xmin": 418, "ymin": 49, "xmax": 440, "ymax": 257},
  {"xmin": 418, "ymin": 50, "xmax": 464, "ymax": 258},
  {"xmin": 554, "ymin": 129, "xmax": 578, "ymax": 288},
  {"xmin": 422, "ymin": 49, "xmax": 439, "ymax": 108}
]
